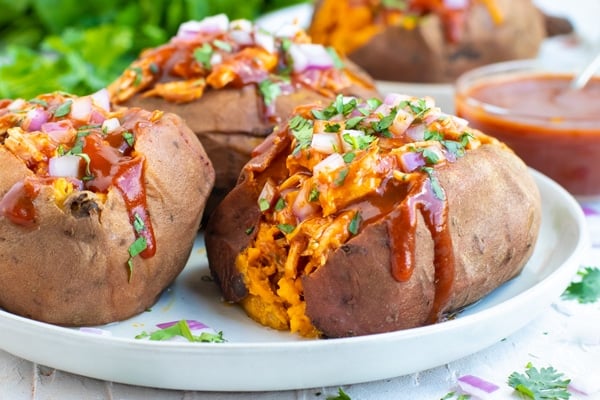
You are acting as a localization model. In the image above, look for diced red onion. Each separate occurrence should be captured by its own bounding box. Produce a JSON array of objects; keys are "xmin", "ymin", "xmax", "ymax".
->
[
  {"xmin": 89, "ymin": 109, "xmax": 106, "ymax": 124},
  {"xmin": 383, "ymin": 93, "xmax": 413, "ymax": 107},
  {"xmin": 289, "ymin": 43, "xmax": 333, "ymax": 73},
  {"xmin": 311, "ymin": 133, "xmax": 340, "ymax": 154},
  {"xmin": 102, "ymin": 117, "xmax": 120, "ymax": 134},
  {"xmin": 374, "ymin": 103, "xmax": 394, "ymax": 118},
  {"xmin": 70, "ymin": 96, "xmax": 92, "ymax": 122},
  {"xmin": 313, "ymin": 153, "xmax": 345, "ymax": 176},
  {"xmin": 230, "ymin": 19, "xmax": 252, "ymax": 32},
  {"xmin": 210, "ymin": 52, "xmax": 223, "ymax": 66},
  {"xmin": 450, "ymin": 115, "xmax": 469, "ymax": 131},
  {"xmin": 230, "ymin": 29, "xmax": 253, "ymax": 46},
  {"xmin": 177, "ymin": 15, "xmax": 229, "ymax": 38},
  {"xmin": 7, "ymin": 99, "xmax": 26, "ymax": 111},
  {"xmin": 405, "ymin": 124, "xmax": 425, "ymax": 141},
  {"xmin": 156, "ymin": 320, "xmax": 209, "ymax": 331},
  {"xmin": 254, "ymin": 30, "xmax": 275, "ymax": 54},
  {"xmin": 457, "ymin": 375, "xmax": 500, "ymax": 398},
  {"xmin": 423, "ymin": 107, "xmax": 442, "ymax": 125},
  {"xmin": 400, "ymin": 151, "xmax": 426, "ymax": 172},
  {"xmin": 258, "ymin": 179, "xmax": 277, "ymax": 210},
  {"xmin": 292, "ymin": 183, "xmax": 319, "ymax": 221},
  {"xmin": 42, "ymin": 120, "xmax": 76, "ymax": 144},
  {"xmin": 48, "ymin": 155, "xmax": 82, "ymax": 178},
  {"xmin": 390, "ymin": 108, "xmax": 415, "ymax": 136},
  {"xmin": 24, "ymin": 108, "xmax": 50, "ymax": 132},
  {"xmin": 90, "ymin": 88, "xmax": 110, "ymax": 112}
]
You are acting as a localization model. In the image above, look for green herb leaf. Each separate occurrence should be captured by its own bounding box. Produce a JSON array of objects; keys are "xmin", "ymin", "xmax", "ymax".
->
[
  {"xmin": 342, "ymin": 131, "xmax": 375, "ymax": 150},
  {"xmin": 258, "ymin": 79, "xmax": 281, "ymax": 106},
  {"xmin": 135, "ymin": 320, "xmax": 226, "ymax": 343},
  {"xmin": 421, "ymin": 147, "xmax": 441, "ymax": 164},
  {"xmin": 562, "ymin": 266, "xmax": 600, "ymax": 303},
  {"xmin": 324, "ymin": 122, "xmax": 341, "ymax": 133},
  {"xmin": 327, "ymin": 388, "xmax": 351, "ymax": 400},
  {"xmin": 348, "ymin": 211, "xmax": 361, "ymax": 235},
  {"xmin": 309, "ymin": 187, "xmax": 320, "ymax": 202},
  {"xmin": 424, "ymin": 129, "xmax": 444, "ymax": 142},
  {"xmin": 130, "ymin": 66, "xmax": 143, "ymax": 86},
  {"xmin": 245, "ymin": 226, "xmax": 255, "ymax": 235},
  {"xmin": 288, "ymin": 115, "xmax": 313, "ymax": 154},
  {"xmin": 277, "ymin": 223, "xmax": 295, "ymax": 234},
  {"xmin": 345, "ymin": 116, "xmax": 364, "ymax": 129},
  {"xmin": 258, "ymin": 198, "xmax": 271, "ymax": 212},
  {"xmin": 127, "ymin": 236, "xmax": 147, "ymax": 279},
  {"xmin": 508, "ymin": 362, "xmax": 571, "ymax": 400},
  {"xmin": 342, "ymin": 152, "xmax": 356, "ymax": 163},
  {"xmin": 212, "ymin": 39, "xmax": 232, "ymax": 52},
  {"xmin": 334, "ymin": 168, "xmax": 349, "ymax": 186},
  {"xmin": 421, "ymin": 166, "xmax": 445, "ymax": 200},
  {"xmin": 53, "ymin": 99, "xmax": 72, "ymax": 117},
  {"xmin": 439, "ymin": 392, "xmax": 471, "ymax": 400},
  {"xmin": 274, "ymin": 197, "xmax": 286, "ymax": 211},
  {"xmin": 122, "ymin": 131, "xmax": 135, "ymax": 147},
  {"xmin": 193, "ymin": 43, "xmax": 213, "ymax": 69},
  {"xmin": 133, "ymin": 213, "xmax": 145, "ymax": 233}
]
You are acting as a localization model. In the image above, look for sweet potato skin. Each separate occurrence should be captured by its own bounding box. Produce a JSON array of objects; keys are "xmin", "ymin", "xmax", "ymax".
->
[
  {"xmin": 303, "ymin": 145, "xmax": 541, "ymax": 337},
  {"xmin": 0, "ymin": 111, "xmax": 215, "ymax": 326},
  {"xmin": 122, "ymin": 63, "xmax": 379, "ymax": 217},
  {"xmin": 327, "ymin": 0, "xmax": 546, "ymax": 83},
  {"xmin": 206, "ymin": 136, "xmax": 541, "ymax": 337}
]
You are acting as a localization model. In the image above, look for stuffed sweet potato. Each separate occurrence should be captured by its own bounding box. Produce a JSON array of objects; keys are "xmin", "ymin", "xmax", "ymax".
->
[
  {"xmin": 0, "ymin": 90, "xmax": 214, "ymax": 326},
  {"xmin": 108, "ymin": 14, "xmax": 379, "ymax": 215},
  {"xmin": 205, "ymin": 93, "xmax": 541, "ymax": 338},
  {"xmin": 309, "ymin": 0, "xmax": 548, "ymax": 83}
]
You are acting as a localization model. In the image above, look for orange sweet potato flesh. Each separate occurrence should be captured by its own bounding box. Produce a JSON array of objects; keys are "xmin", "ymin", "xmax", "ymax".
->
[
  {"xmin": 0, "ymin": 107, "xmax": 214, "ymax": 326},
  {"xmin": 309, "ymin": 0, "xmax": 546, "ymax": 83},
  {"xmin": 205, "ymin": 95, "xmax": 541, "ymax": 338}
]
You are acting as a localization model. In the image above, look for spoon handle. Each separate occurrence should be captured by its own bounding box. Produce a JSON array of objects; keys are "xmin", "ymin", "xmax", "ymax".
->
[{"xmin": 570, "ymin": 50, "xmax": 600, "ymax": 90}]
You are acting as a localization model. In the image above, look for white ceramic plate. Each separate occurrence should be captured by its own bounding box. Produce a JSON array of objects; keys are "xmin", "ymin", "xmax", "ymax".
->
[{"xmin": 0, "ymin": 169, "xmax": 587, "ymax": 391}]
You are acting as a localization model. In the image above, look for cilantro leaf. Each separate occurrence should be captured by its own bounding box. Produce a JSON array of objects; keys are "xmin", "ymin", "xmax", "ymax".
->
[
  {"xmin": 277, "ymin": 223, "xmax": 295, "ymax": 234},
  {"xmin": 421, "ymin": 166, "xmax": 445, "ymax": 200},
  {"xmin": 508, "ymin": 362, "xmax": 571, "ymax": 400},
  {"xmin": 288, "ymin": 115, "xmax": 313, "ymax": 154},
  {"xmin": 327, "ymin": 388, "xmax": 351, "ymax": 400},
  {"xmin": 348, "ymin": 212, "xmax": 361, "ymax": 235},
  {"xmin": 193, "ymin": 43, "xmax": 213, "ymax": 69},
  {"xmin": 135, "ymin": 320, "xmax": 225, "ymax": 343},
  {"xmin": 258, "ymin": 79, "xmax": 281, "ymax": 106},
  {"xmin": 562, "ymin": 266, "xmax": 600, "ymax": 303}
]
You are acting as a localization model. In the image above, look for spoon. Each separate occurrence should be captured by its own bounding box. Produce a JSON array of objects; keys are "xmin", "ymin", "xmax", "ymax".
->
[{"xmin": 569, "ymin": 50, "xmax": 600, "ymax": 90}]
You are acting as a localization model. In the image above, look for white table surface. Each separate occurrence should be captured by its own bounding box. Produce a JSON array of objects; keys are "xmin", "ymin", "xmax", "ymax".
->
[{"xmin": 3, "ymin": 1, "xmax": 600, "ymax": 399}]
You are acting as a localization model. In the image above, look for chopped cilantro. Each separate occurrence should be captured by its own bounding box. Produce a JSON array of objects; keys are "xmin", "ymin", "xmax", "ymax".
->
[
  {"xmin": 325, "ymin": 122, "xmax": 341, "ymax": 133},
  {"xmin": 212, "ymin": 39, "xmax": 232, "ymax": 52},
  {"xmin": 29, "ymin": 98, "xmax": 49, "ymax": 107},
  {"xmin": 122, "ymin": 131, "xmax": 135, "ymax": 147},
  {"xmin": 309, "ymin": 187, "xmax": 320, "ymax": 202},
  {"xmin": 258, "ymin": 198, "xmax": 270, "ymax": 212},
  {"xmin": 288, "ymin": 115, "xmax": 313, "ymax": 154},
  {"xmin": 421, "ymin": 166, "xmax": 445, "ymax": 200},
  {"xmin": 132, "ymin": 213, "xmax": 145, "ymax": 233},
  {"xmin": 345, "ymin": 116, "xmax": 364, "ymax": 129},
  {"xmin": 53, "ymin": 99, "xmax": 72, "ymax": 117},
  {"xmin": 562, "ymin": 266, "xmax": 600, "ymax": 303},
  {"xmin": 326, "ymin": 388, "xmax": 351, "ymax": 400},
  {"xmin": 342, "ymin": 132, "xmax": 375, "ymax": 150},
  {"xmin": 193, "ymin": 43, "xmax": 213, "ymax": 69},
  {"xmin": 508, "ymin": 362, "xmax": 571, "ymax": 400},
  {"xmin": 342, "ymin": 152, "xmax": 356, "ymax": 163},
  {"xmin": 424, "ymin": 129, "xmax": 444, "ymax": 142},
  {"xmin": 135, "ymin": 320, "xmax": 226, "ymax": 343},
  {"xmin": 245, "ymin": 226, "xmax": 255, "ymax": 235},
  {"xmin": 401, "ymin": 98, "xmax": 429, "ymax": 118},
  {"xmin": 127, "ymin": 236, "xmax": 148, "ymax": 279},
  {"xmin": 420, "ymin": 147, "xmax": 440, "ymax": 164},
  {"xmin": 348, "ymin": 211, "xmax": 361, "ymax": 235},
  {"xmin": 440, "ymin": 392, "xmax": 470, "ymax": 400},
  {"xmin": 258, "ymin": 79, "xmax": 281, "ymax": 106},
  {"xmin": 274, "ymin": 197, "xmax": 286, "ymax": 211},
  {"xmin": 277, "ymin": 223, "xmax": 295, "ymax": 234},
  {"xmin": 334, "ymin": 168, "xmax": 349, "ymax": 186},
  {"xmin": 149, "ymin": 62, "xmax": 159, "ymax": 74}
]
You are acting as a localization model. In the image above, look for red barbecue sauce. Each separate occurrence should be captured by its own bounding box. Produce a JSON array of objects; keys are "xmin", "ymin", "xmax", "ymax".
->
[{"xmin": 0, "ymin": 117, "xmax": 156, "ymax": 258}]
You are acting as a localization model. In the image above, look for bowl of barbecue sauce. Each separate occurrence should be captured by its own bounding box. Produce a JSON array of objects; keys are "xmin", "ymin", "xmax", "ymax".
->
[{"xmin": 455, "ymin": 59, "xmax": 600, "ymax": 200}]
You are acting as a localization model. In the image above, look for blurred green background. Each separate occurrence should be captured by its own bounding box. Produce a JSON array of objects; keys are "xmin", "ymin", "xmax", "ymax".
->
[{"xmin": 0, "ymin": 0, "xmax": 307, "ymax": 99}]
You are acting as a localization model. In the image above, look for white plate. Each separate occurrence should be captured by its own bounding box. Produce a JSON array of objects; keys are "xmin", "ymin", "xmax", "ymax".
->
[{"xmin": 0, "ymin": 169, "xmax": 587, "ymax": 391}]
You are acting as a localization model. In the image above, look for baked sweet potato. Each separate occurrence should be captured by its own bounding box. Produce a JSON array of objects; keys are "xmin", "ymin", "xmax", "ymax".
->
[
  {"xmin": 205, "ymin": 93, "xmax": 541, "ymax": 338},
  {"xmin": 0, "ymin": 90, "xmax": 214, "ymax": 326},
  {"xmin": 108, "ymin": 15, "xmax": 379, "ymax": 215},
  {"xmin": 309, "ymin": 0, "xmax": 547, "ymax": 83}
]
